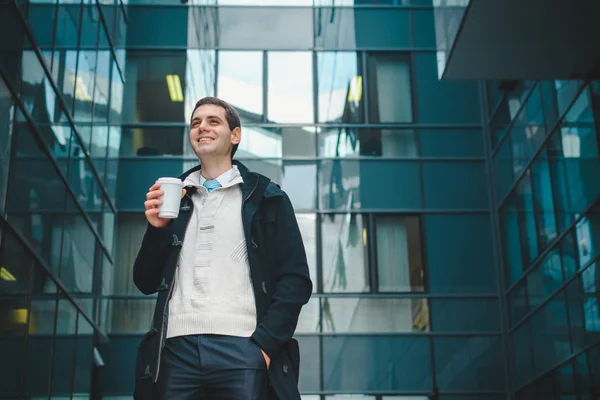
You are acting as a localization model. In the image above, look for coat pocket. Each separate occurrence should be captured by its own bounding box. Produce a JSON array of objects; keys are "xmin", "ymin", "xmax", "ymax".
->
[{"xmin": 133, "ymin": 328, "xmax": 159, "ymax": 400}]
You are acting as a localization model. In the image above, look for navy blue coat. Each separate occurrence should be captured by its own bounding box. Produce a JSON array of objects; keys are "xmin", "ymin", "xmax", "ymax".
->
[{"xmin": 133, "ymin": 161, "xmax": 312, "ymax": 399}]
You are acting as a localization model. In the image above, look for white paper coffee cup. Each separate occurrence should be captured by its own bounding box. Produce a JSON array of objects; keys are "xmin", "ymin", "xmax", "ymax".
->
[{"xmin": 156, "ymin": 177, "xmax": 184, "ymax": 219}]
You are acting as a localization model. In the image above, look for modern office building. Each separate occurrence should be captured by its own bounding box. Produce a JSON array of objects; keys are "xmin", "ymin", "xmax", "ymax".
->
[
  {"xmin": 435, "ymin": 0, "xmax": 600, "ymax": 398},
  {"xmin": 0, "ymin": 0, "xmax": 597, "ymax": 399}
]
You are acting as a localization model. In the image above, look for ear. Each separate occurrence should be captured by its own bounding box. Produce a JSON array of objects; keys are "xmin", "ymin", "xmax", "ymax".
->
[{"xmin": 231, "ymin": 127, "xmax": 241, "ymax": 145}]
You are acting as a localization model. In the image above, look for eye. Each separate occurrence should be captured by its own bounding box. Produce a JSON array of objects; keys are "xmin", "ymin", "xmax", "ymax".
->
[{"xmin": 210, "ymin": 119, "xmax": 219, "ymax": 124}]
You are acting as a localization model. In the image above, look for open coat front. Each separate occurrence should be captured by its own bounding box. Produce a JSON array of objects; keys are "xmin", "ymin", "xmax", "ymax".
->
[{"xmin": 132, "ymin": 161, "xmax": 313, "ymax": 400}]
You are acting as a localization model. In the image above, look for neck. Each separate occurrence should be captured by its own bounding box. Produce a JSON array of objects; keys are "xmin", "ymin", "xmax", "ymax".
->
[{"xmin": 200, "ymin": 157, "xmax": 233, "ymax": 180}]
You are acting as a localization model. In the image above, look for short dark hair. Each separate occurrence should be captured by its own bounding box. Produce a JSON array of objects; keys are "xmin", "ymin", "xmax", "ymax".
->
[{"xmin": 191, "ymin": 97, "xmax": 241, "ymax": 158}]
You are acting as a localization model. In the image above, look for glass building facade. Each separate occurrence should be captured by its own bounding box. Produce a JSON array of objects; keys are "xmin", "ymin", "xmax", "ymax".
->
[{"xmin": 0, "ymin": 0, "xmax": 598, "ymax": 399}]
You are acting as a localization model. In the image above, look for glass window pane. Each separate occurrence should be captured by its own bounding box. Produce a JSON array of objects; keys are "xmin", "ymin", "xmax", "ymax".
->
[
  {"xmin": 419, "ymin": 128, "xmax": 484, "ymax": 158},
  {"xmin": 527, "ymin": 248, "xmax": 563, "ymax": 312},
  {"xmin": 317, "ymin": 52, "xmax": 364, "ymax": 123},
  {"xmin": 500, "ymin": 193, "xmax": 524, "ymax": 286},
  {"xmin": 113, "ymin": 214, "xmax": 148, "ymax": 294},
  {"xmin": 218, "ymin": 51, "xmax": 263, "ymax": 122},
  {"xmin": 23, "ymin": 268, "xmax": 57, "ymax": 398},
  {"xmin": 73, "ymin": 316, "xmax": 94, "ymax": 394},
  {"xmin": 434, "ymin": 336, "xmax": 505, "ymax": 391},
  {"xmin": 549, "ymin": 126, "xmax": 600, "ymax": 232},
  {"xmin": 322, "ymin": 213, "xmax": 369, "ymax": 293},
  {"xmin": 110, "ymin": 61, "xmax": 124, "ymax": 124},
  {"xmin": 512, "ymin": 321, "xmax": 534, "ymax": 387},
  {"xmin": 123, "ymin": 51, "xmax": 187, "ymax": 123},
  {"xmin": 116, "ymin": 159, "xmax": 187, "ymax": 210},
  {"xmin": 431, "ymin": 299, "xmax": 500, "ymax": 332},
  {"xmin": 184, "ymin": 50, "xmax": 216, "ymax": 119},
  {"xmin": 375, "ymin": 215, "xmax": 423, "ymax": 292},
  {"xmin": 531, "ymin": 151, "xmax": 557, "ymax": 248},
  {"xmin": 108, "ymin": 298, "xmax": 155, "ymax": 333},
  {"xmin": 28, "ymin": 3, "xmax": 56, "ymax": 48},
  {"xmin": 296, "ymin": 214, "xmax": 317, "ymax": 293},
  {"xmin": 318, "ymin": 128, "xmax": 417, "ymax": 158},
  {"xmin": 297, "ymin": 336, "xmax": 320, "ymax": 393},
  {"xmin": 72, "ymin": 51, "xmax": 97, "ymax": 122},
  {"xmin": 127, "ymin": 6, "xmax": 188, "ymax": 47},
  {"xmin": 243, "ymin": 160, "xmax": 316, "ymax": 210},
  {"xmin": 80, "ymin": 3, "xmax": 99, "ymax": 48},
  {"xmin": 218, "ymin": 8, "xmax": 312, "ymax": 49},
  {"xmin": 120, "ymin": 126, "xmax": 185, "ymax": 156},
  {"xmin": 93, "ymin": 51, "xmax": 111, "ymax": 123},
  {"xmin": 319, "ymin": 160, "xmax": 422, "ymax": 210},
  {"xmin": 295, "ymin": 297, "xmax": 319, "ymax": 333},
  {"xmin": 237, "ymin": 127, "xmax": 283, "ymax": 158},
  {"xmin": 508, "ymin": 280, "xmax": 528, "ymax": 327},
  {"xmin": 315, "ymin": 8, "xmax": 410, "ymax": 49},
  {"xmin": 367, "ymin": 53, "xmax": 413, "ymax": 123},
  {"xmin": 52, "ymin": 295, "xmax": 78, "ymax": 397},
  {"xmin": 422, "ymin": 162, "xmax": 488, "ymax": 210},
  {"xmin": 0, "ymin": 228, "xmax": 32, "ymax": 397},
  {"xmin": 426, "ymin": 215, "xmax": 496, "ymax": 294},
  {"xmin": 530, "ymin": 292, "xmax": 570, "ymax": 377},
  {"xmin": 55, "ymin": 3, "xmax": 80, "ymax": 48},
  {"xmin": 323, "ymin": 336, "xmax": 432, "ymax": 391},
  {"xmin": 412, "ymin": 10, "xmax": 436, "ymax": 47},
  {"xmin": 413, "ymin": 53, "xmax": 480, "ymax": 123},
  {"xmin": 494, "ymin": 134, "xmax": 514, "ymax": 203},
  {"xmin": 268, "ymin": 52, "xmax": 314, "ymax": 123},
  {"xmin": 516, "ymin": 172, "xmax": 539, "ymax": 263},
  {"xmin": 0, "ymin": 76, "xmax": 14, "ymax": 213},
  {"xmin": 322, "ymin": 298, "xmax": 429, "ymax": 333}
]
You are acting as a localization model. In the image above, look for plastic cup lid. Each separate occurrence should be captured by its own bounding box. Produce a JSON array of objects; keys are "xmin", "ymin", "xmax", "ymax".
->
[{"xmin": 156, "ymin": 177, "xmax": 183, "ymax": 185}]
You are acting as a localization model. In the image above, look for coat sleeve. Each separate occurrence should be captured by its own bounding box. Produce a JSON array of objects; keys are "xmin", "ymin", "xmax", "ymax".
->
[
  {"xmin": 133, "ymin": 223, "xmax": 174, "ymax": 295},
  {"xmin": 251, "ymin": 193, "xmax": 313, "ymax": 358}
]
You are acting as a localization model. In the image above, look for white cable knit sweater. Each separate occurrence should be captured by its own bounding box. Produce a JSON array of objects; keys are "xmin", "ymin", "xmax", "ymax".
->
[{"xmin": 166, "ymin": 166, "xmax": 257, "ymax": 339}]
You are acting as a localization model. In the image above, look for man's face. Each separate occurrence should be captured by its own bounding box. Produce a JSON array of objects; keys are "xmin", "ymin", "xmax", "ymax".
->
[{"xmin": 189, "ymin": 104, "xmax": 241, "ymax": 160}]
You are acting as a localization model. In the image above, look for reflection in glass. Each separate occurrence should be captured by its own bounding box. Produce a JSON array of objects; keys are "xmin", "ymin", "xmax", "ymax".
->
[
  {"xmin": 317, "ymin": 52, "xmax": 363, "ymax": 123},
  {"xmin": 185, "ymin": 50, "xmax": 216, "ymax": 119},
  {"xmin": 218, "ymin": 8, "xmax": 312, "ymax": 50},
  {"xmin": 322, "ymin": 298, "xmax": 429, "ymax": 333},
  {"xmin": 237, "ymin": 127, "xmax": 282, "ymax": 158},
  {"xmin": 110, "ymin": 61, "xmax": 124, "ymax": 123},
  {"xmin": 0, "ymin": 77, "xmax": 14, "ymax": 213},
  {"xmin": 121, "ymin": 127, "xmax": 185, "ymax": 156},
  {"xmin": 550, "ymin": 125, "xmax": 600, "ymax": 232},
  {"xmin": 281, "ymin": 162, "xmax": 316, "ymax": 210},
  {"xmin": 375, "ymin": 215, "xmax": 423, "ymax": 292},
  {"xmin": 113, "ymin": 214, "xmax": 149, "ymax": 294},
  {"xmin": 93, "ymin": 51, "xmax": 111, "ymax": 123},
  {"xmin": 109, "ymin": 298, "xmax": 155, "ymax": 333},
  {"xmin": 322, "ymin": 213, "xmax": 368, "ymax": 292},
  {"xmin": 296, "ymin": 214, "xmax": 317, "ymax": 292},
  {"xmin": 434, "ymin": 336, "xmax": 504, "ymax": 391},
  {"xmin": 367, "ymin": 53, "xmax": 412, "ymax": 123},
  {"xmin": 323, "ymin": 336, "xmax": 432, "ymax": 391},
  {"xmin": 268, "ymin": 52, "xmax": 313, "ymax": 123},
  {"xmin": 295, "ymin": 297, "xmax": 319, "ymax": 333},
  {"xmin": 531, "ymin": 151, "xmax": 557, "ymax": 248},
  {"xmin": 72, "ymin": 51, "xmax": 97, "ymax": 121},
  {"xmin": 516, "ymin": 172, "xmax": 538, "ymax": 263},
  {"xmin": 527, "ymin": 249, "xmax": 562, "ymax": 312},
  {"xmin": 319, "ymin": 128, "xmax": 416, "ymax": 157},
  {"xmin": 218, "ymin": 51, "xmax": 263, "ymax": 122},
  {"xmin": 124, "ymin": 51, "xmax": 187, "ymax": 122}
]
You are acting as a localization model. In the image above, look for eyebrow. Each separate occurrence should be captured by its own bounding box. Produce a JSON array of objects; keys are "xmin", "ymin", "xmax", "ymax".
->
[{"xmin": 191, "ymin": 115, "xmax": 222, "ymax": 123}]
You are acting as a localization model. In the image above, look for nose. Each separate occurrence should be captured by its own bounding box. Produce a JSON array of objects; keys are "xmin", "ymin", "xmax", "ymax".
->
[{"xmin": 198, "ymin": 121, "xmax": 211, "ymax": 132}]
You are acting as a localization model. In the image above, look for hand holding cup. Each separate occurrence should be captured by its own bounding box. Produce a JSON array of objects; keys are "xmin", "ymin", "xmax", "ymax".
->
[{"xmin": 144, "ymin": 178, "xmax": 186, "ymax": 228}]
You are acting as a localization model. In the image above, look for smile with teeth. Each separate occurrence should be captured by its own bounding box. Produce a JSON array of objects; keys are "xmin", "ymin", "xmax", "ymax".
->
[{"xmin": 198, "ymin": 137, "xmax": 214, "ymax": 143}]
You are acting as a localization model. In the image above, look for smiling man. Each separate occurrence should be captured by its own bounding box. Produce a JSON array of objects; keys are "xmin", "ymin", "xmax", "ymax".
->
[{"xmin": 132, "ymin": 97, "xmax": 312, "ymax": 400}]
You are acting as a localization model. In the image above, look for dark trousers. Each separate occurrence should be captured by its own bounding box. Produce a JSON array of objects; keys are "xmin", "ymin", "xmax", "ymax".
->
[{"xmin": 154, "ymin": 334, "xmax": 269, "ymax": 400}]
